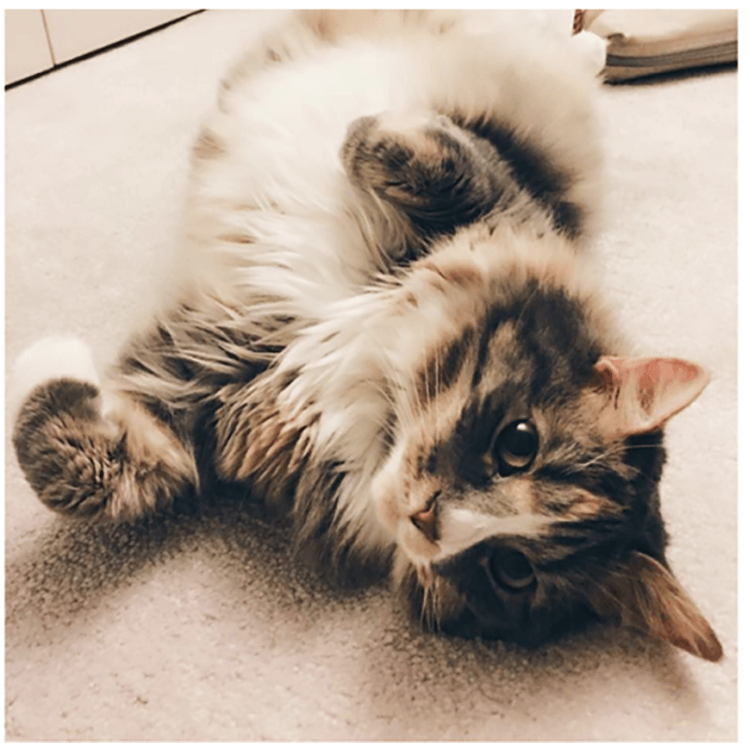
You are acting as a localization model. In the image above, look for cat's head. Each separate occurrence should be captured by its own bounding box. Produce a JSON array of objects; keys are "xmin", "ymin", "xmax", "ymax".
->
[{"xmin": 371, "ymin": 224, "xmax": 722, "ymax": 661}]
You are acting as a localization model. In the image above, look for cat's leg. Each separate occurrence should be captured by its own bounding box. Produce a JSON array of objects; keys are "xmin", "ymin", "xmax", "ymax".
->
[
  {"xmin": 12, "ymin": 336, "xmax": 199, "ymax": 523},
  {"xmin": 341, "ymin": 110, "xmax": 514, "ymax": 237}
]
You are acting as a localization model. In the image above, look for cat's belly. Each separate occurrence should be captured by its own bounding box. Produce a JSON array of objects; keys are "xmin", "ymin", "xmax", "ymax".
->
[{"xmin": 182, "ymin": 41, "xmax": 399, "ymax": 318}]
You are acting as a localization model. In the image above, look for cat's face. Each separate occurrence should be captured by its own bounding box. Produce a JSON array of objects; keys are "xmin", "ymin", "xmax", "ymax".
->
[{"xmin": 371, "ymin": 227, "xmax": 721, "ymax": 660}]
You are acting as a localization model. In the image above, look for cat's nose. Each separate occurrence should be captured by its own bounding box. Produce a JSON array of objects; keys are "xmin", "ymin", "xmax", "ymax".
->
[{"xmin": 410, "ymin": 491, "xmax": 441, "ymax": 542}]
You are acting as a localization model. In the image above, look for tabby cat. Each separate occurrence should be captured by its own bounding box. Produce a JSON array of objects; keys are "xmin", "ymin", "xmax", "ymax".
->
[{"xmin": 12, "ymin": 10, "xmax": 722, "ymax": 661}]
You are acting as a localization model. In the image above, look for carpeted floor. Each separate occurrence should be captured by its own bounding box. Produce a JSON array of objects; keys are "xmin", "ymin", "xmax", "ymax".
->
[{"xmin": 5, "ymin": 10, "xmax": 737, "ymax": 741}]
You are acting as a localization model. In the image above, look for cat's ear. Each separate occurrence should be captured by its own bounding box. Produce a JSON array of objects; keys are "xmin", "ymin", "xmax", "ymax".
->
[
  {"xmin": 593, "ymin": 356, "xmax": 709, "ymax": 439},
  {"xmin": 590, "ymin": 551, "xmax": 723, "ymax": 662}
]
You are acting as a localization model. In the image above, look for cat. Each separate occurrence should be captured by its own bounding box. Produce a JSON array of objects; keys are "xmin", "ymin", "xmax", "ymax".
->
[{"xmin": 11, "ymin": 10, "xmax": 722, "ymax": 661}]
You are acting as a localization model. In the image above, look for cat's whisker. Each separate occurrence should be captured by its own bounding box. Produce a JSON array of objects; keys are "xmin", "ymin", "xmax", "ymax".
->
[
  {"xmin": 435, "ymin": 340, "xmax": 445, "ymax": 402},
  {"xmin": 430, "ymin": 579, "xmax": 442, "ymax": 634},
  {"xmin": 372, "ymin": 345, "xmax": 416, "ymax": 434},
  {"xmin": 570, "ymin": 449, "xmax": 617, "ymax": 471},
  {"xmin": 420, "ymin": 582, "xmax": 433, "ymax": 631},
  {"xmin": 425, "ymin": 592, "xmax": 434, "ymax": 632},
  {"xmin": 360, "ymin": 375, "xmax": 397, "ymax": 408},
  {"xmin": 515, "ymin": 280, "xmax": 541, "ymax": 325}
]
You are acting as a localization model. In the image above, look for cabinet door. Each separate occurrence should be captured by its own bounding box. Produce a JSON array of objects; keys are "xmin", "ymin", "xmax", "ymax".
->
[
  {"xmin": 5, "ymin": 10, "xmax": 54, "ymax": 85},
  {"xmin": 43, "ymin": 10, "xmax": 194, "ymax": 64}
]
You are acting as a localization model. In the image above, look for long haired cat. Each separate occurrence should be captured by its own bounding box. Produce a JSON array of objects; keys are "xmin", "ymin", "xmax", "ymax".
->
[{"xmin": 12, "ymin": 10, "xmax": 722, "ymax": 661}]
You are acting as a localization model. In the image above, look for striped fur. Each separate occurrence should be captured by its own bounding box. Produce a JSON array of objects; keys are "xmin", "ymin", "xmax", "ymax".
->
[{"xmin": 12, "ymin": 11, "xmax": 720, "ymax": 660}]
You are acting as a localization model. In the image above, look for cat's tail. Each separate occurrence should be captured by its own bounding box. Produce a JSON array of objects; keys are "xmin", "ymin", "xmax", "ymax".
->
[{"xmin": 11, "ymin": 337, "xmax": 198, "ymax": 522}]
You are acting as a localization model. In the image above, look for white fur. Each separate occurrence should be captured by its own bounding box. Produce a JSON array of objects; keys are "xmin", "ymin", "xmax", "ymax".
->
[
  {"xmin": 10, "ymin": 336, "xmax": 99, "ymax": 415},
  {"xmin": 573, "ymin": 30, "xmax": 608, "ymax": 76},
  {"xmin": 438, "ymin": 509, "xmax": 552, "ymax": 560}
]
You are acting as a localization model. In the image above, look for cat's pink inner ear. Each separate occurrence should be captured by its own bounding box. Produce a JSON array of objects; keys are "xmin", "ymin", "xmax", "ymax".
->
[
  {"xmin": 594, "ymin": 356, "xmax": 709, "ymax": 438},
  {"xmin": 591, "ymin": 552, "xmax": 723, "ymax": 663}
]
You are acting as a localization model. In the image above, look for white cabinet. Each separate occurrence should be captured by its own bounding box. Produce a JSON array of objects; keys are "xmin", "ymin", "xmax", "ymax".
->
[
  {"xmin": 5, "ymin": 10, "xmax": 53, "ymax": 85},
  {"xmin": 5, "ymin": 9, "xmax": 195, "ymax": 85},
  {"xmin": 43, "ymin": 10, "xmax": 194, "ymax": 64}
]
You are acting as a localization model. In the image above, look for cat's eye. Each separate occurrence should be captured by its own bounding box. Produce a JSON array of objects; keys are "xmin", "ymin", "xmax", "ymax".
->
[
  {"xmin": 494, "ymin": 419, "xmax": 538, "ymax": 474},
  {"xmin": 488, "ymin": 549, "xmax": 536, "ymax": 591}
]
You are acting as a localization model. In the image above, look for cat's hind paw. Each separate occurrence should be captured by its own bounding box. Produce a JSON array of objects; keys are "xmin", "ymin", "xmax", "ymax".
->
[{"xmin": 11, "ymin": 335, "xmax": 197, "ymax": 522}]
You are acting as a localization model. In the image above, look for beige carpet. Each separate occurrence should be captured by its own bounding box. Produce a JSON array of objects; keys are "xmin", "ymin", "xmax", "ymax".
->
[{"xmin": 5, "ymin": 10, "xmax": 737, "ymax": 740}]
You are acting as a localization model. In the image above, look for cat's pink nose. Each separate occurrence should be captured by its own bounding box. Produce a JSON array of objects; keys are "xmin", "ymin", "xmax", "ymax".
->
[{"xmin": 410, "ymin": 493, "xmax": 440, "ymax": 542}]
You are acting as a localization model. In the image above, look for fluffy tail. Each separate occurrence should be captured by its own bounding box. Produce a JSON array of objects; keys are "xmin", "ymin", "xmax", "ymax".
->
[{"xmin": 11, "ymin": 337, "xmax": 198, "ymax": 522}]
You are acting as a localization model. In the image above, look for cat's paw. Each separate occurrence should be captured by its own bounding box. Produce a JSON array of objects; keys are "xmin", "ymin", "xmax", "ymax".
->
[
  {"xmin": 341, "ymin": 110, "xmax": 501, "ymax": 232},
  {"xmin": 341, "ymin": 111, "xmax": 462, "ymax": 207},
  {"xmin": 10, "ymin": 336, "xmax": 99, "ymax": 413}
]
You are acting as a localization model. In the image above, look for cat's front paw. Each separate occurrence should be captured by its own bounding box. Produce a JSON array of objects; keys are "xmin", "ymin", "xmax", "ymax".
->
[
  {"xmin": 342, "ymin": 111, "xmax": 463, "ymax": 208},
  {"xmin": 341, "ymin": 110, "xmax": 500, "ymax": 232}
]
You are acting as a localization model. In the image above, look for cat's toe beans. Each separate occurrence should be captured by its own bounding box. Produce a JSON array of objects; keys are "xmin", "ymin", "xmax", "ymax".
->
[{"xmin": 11, "ymin": 336, "xmax": 99, "ymax": 411}]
